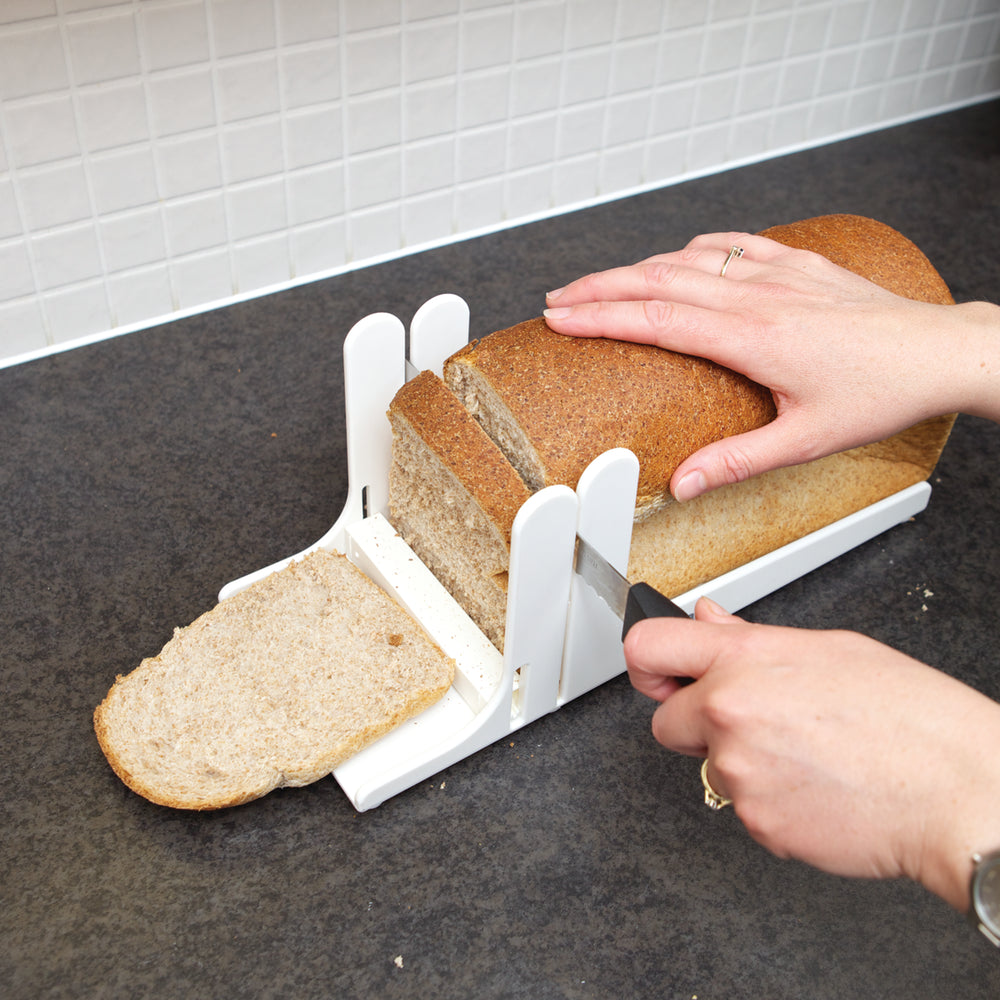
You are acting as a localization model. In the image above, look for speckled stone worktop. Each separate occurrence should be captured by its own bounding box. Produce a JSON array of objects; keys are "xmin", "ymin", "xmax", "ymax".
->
[{"xmin": 3, "ymin": 101, "xmax": 999, "ymax": 999}]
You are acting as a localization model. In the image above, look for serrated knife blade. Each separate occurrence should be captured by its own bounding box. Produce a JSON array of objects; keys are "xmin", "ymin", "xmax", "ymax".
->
[{"xmin": 574, "ymin": 533, "xmax": 689, "ymax": 641}]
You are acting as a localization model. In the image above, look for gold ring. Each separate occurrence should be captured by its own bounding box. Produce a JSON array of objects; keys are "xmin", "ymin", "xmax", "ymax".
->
[
  {"xmin": 701, "ymin": 758, "xmax": 732, "ymax": 810},
  {"xmin": 720, "ymin": 244, "xmax": 744, "ymax": 277}
]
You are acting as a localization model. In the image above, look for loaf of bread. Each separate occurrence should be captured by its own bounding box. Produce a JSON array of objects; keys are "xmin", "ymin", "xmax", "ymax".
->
[
  {"xmin": 94, "ymin": 550, "xmax": 455, "ymax": 809},
  {"xmin": 388, "ymin": 215, "xmax": 955, "ymax": 650}
]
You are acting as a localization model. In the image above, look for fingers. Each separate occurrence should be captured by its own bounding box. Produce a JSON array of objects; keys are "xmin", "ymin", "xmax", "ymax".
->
[
  {"xmin": 624, "ymin": 597, "xmax": 742, "ymax": 699},
  {"xmin": 542, "ymin": 235, "xmax": 796, "ymax": 360},
  {"xmin": 545, "ymin": 255, "xmax": 740, "ymax": 320},
  {"xmin": 669, "ymin": 419, "xmax": 814, "ymax": 501},
  {"xmin": 545, "ymin": 231, "xmax": 788, "ymax": 310},
  {"xmin": 625, "ymin": 599, "xmax": 747, "ymax": 756},
  {"xmin": 544, "ymin": 297, "xmax": 748, "ymax": 363}
]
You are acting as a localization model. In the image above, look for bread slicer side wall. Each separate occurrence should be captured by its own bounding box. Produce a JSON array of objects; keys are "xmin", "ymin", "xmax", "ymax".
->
[{"xmin": 221, "ymin": 295, "xmax": 933, "ymax": 811}]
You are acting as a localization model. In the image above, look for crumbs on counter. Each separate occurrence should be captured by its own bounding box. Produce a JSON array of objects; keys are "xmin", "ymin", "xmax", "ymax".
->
[{"xmin": 906, "ymin": 584, "xmax": 935, "ymax": 613}]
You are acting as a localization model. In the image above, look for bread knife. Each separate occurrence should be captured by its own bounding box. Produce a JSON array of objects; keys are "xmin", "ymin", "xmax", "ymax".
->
[{"xmin": 574, "ymin": 533, "xmax": 689, "ymax": 641}]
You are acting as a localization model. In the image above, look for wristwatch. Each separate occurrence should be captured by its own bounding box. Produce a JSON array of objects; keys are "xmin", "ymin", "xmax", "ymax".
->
[{"xmin": 970, "ymin": 850, "xmax": 1000, "ymax": 946}]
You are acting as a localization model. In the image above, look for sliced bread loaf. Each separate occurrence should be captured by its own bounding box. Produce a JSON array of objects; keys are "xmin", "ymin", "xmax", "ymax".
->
[
  {"xmin": 94, "ymin": 549, "xmax": 455, "ymax": 809},
  {"xmin": 388, "ymin": 214, "xmax": 956, "ymax": 649}
]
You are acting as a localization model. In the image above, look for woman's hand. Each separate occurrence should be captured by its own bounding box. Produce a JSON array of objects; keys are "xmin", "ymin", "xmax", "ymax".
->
[
  {"xmin": 626, "ymin": 597, "xmax": 1000, "ymax": 911},
  {"xmin": 544, "ymin": 232, "xmax": 1000, "ymax": 500}
]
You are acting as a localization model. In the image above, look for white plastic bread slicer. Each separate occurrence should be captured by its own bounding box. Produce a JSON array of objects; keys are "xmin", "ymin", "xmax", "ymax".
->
[{"xmin": 220, "ymin": 294, "xmax": 932, "ymax": 811}]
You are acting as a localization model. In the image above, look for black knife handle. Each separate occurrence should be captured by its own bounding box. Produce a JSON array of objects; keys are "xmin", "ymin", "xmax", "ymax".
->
[{"xmin": 622, "ymin": 582, "xmax": 688, "ymax": 640}]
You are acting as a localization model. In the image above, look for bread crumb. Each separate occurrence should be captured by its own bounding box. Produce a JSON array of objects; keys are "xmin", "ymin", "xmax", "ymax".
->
[
  {"xmin": 388, "ymin": 633, "xmax": 404, "ymax": 646},
  {"xmin": 394, "ymin": 955, "xmax": 404, "ymax": 969}
]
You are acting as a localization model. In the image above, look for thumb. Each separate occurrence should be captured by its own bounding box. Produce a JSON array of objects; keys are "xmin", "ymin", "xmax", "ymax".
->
[
  {"xmin": 670, "ymin": 419, "xmax": 807, "ymax": 502},
  {"xmin": 693, "ymin": 595, "xmax": 743, "ymax": 624}
]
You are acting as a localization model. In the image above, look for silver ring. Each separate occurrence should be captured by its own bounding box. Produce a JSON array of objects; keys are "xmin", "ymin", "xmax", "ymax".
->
[
  {"xmin": 720, "ymin": 244, "xmax": 744, "ymax": 278},
  {"xmin": 701, "ymin": 758, "xmax": 732, "ymax": 810}
]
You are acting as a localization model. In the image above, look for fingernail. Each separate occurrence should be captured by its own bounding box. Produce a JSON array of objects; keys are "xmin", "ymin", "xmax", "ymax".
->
[
  {"xmin": 673, "ymin": 469, "xmax": 707, "ymax": 502},
  {"xmin": 543, "ymin": 307, "xmax": 571, "ymax": 320},
  {"xmin": 546, "ymin": 286, "xmax": 566, "ymax": 301},
  {"xmin": 699, "ymin": 596, "xmax": 729, "ymax": 617}
]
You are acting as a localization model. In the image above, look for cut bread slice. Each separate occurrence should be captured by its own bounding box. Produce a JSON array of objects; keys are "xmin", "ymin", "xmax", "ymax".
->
[
  {"xmin": 388, "ymin": 369, "xmax": 530, "ymax": 649},
  {"xmin": 94, "ymin": 549, "xmax": 455, "ymax": 810}
]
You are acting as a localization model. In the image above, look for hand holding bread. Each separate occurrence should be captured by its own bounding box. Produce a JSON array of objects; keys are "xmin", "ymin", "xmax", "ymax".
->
[{"xmin": 544, "ymin": 216, "xmax": 1000, "ymax": 501}]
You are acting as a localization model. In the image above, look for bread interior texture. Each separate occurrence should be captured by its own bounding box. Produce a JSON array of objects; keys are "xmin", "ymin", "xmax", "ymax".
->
[
  {"xmin": 388, "ymin": 215, "xmax": 956, "ymax": 651},
  {"xmin": 94, "ymin": 550, "xmax": 455, "ymax": 810}
]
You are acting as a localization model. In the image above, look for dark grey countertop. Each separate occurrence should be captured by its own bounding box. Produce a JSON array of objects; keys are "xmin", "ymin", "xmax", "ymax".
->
[{"xmin": 3, "ymin": 100, "xmax": 999, "ymax": 999}]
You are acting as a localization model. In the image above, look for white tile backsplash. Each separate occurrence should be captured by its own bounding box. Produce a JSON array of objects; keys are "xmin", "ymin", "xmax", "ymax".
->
[
  {"xmin": 140, "ymin": 2, "xmax": 211, "ymax": 72},
  {"xmin": 164, "ymin": 191, "xmax": 228, "ymax": 255},
  {"xmin": 216, "ymin": 55, "xmax": 281, "ymax": 123},
  {"xmin": 147, "ymin": 68, "xmax": 217, "ymax": 137},
  {"xmin": 0, "ymin": 178, "xmax": 20, "ymax": 239},
  {"xmin": 349, "ymin": 202, "xmax": 401, "ymax": 260},
  {"xmin": 90, "ymin": 146, "xmax": 158, "ymax": 214},
  {"xmin": 221, "ymin": 118, "xmax": 284, "ymax": 182},
  {"xmin": 155, "ymin": 132, "xmax": 223, "ymax": 197},
  {"xmin": 100, "ymin": 206, "xmax": 167, "ymax": 272},
  {"xmin": 0, "ymin": 0, "xmax": 997, "ymax": 365},
  {"xmin": 32, "ymin": 222, "xmax": 103, "ymax": 290},
  {"xmin": 277, "ymin": 0, "xmax": 340, "ymax": 45},
  {"xmin": 0, "ymin": 24, "xmax": 68, "ymax": 100},
  {"xmin": 65, "ymin": 12, "xmax": 142, "ymax": 86},
  {"xmin": 513, "ymin": 2, "xmax": 565, "ymax": 61},
  {"xmin": 0, "ymin": 2, "xmax": 57, "ymax": 27},
  {"xmin": 19, "ymin": 161, "xmax": 91, "ymax": 229},
  {"xmin": 281, "ymin": 44, "xmax": 342, "ymax": 109},
  {"xmin": 227, "ymin": 176, "xmax": 288, "ymax": 240},
  {"xmin": 0, "ymin": 298, "xmax": 47, "ymax": 357},
  {"xmin": 170, "ymin": 246, "xmax": 233, "ymax": 308},
  {"xmin": 77, "ymin": 82, "xmax": 150, "ymax": 151},
  {"xmin": 44, "ymin": 280, "xmax": 111, "ymax": 344},
  {"xmin": 345, "ymin": 30, "xmax": 401, "ymax": 95},
  {"xmin": 233, "ymin": 231, "xmax": 291, "ymax": 291},
  {"xmin": 210, "ymin": 0, "xmax": 276, "ymax": 59},
  {"xmin": 0, "ymin": 241, "xmax": 34, "ymax": 300},
  {"xmin": 5, "ymin": 96, "xmax": 79, "ymax": 167},
  {"xmin": 107, "ymin": 264, "xmax": 174, "ymax": 326}
]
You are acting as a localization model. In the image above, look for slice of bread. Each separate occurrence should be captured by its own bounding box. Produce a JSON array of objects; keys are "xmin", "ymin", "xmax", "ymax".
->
[
  {"xmin": 388, "ymin": 370, "xmax": 530, "ymax": 649},
  {"xmin": 94, "ymin": 550, "xmax": 455, "ymax": 810}
]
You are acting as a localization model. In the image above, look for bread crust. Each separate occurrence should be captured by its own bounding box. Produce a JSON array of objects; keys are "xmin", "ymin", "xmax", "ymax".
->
[
  {"xmin": 760, "ymin": 214, "xmax": 954, "ymax": 305},
  {"xmin": 445, "ymin": 317, "xmax": 777, "ymax": 518},
  {"xmin": 389, "ymin": 370, "xmax": 531, "ymax": 542}
]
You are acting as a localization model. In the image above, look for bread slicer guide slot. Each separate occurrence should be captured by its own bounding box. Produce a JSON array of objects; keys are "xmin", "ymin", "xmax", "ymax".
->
[{"xmin": 220, "ymin": 294, "xmax": 933, "ymax": 811}]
